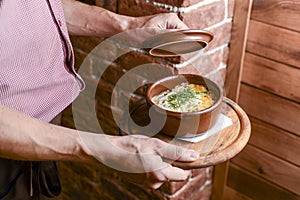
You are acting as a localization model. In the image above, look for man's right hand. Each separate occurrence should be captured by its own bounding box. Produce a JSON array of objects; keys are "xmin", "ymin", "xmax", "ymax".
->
[{"xmin": 78, "ymin": 132, "xmax": 199, "ymax": 189}]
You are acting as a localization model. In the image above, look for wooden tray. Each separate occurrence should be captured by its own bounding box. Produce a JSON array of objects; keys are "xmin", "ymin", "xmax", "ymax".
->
[{"xmin": 120, "ymin": 97, "xmax": 251, "ymax": 169}]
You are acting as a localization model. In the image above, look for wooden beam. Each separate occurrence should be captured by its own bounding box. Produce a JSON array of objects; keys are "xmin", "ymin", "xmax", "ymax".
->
[
  {"xmin": 212, "ymin": 0, "xmax": 253, "ymax": 199},
  {"xmin": 224, "ymin": 0, "xmax": 253, "ymax": 102}
]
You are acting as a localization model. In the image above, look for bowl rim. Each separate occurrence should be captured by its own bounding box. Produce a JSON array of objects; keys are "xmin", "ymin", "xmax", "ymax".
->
[{"xmin": 146, "ymin": 74, "xmax": 223, "ymax": 116}]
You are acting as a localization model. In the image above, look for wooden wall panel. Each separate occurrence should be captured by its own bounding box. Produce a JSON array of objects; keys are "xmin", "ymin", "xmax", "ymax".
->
[
  {"xmin": 231, "ymin": 145, "xmax": 300, "ymax": 195},
  {"xmin": 227, "ymin": 164, "xmax": 299, "ymax": 200},
  {"xmin": 247, "ymin": 20, "xmax": 300, "ymax": 69},
  {"xmin": 251, "ymin": 0, "xmax": 300, "ymax": 32},
  {"xmin": 243, "ymin": 53, "xmax": 300, "ymax": 102},
  {"xmin": 223, "ymin": 0, "xmax": 300, "ymax": 198},
  {"xmin": 248, "ymin": 117, "xmax": 300, "ymax": 166},
  {"xmin": 224, "ymin": 0, "xmax": 253, "ymax": 101},
  {"xmin": 239, "ymin": 84, "xmax": 300, "ymax": 136},
  {"xmin": 223, "ymin": 186, "xmax": 251, "ymax": 200},
  {"xmin": 212, "ymin": 0, "xmax": 253, "ymax": 199}
]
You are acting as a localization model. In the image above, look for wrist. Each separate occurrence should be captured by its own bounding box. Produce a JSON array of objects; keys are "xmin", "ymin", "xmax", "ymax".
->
[{"xmin": 76, "ymin": 131, "xmax": 115, "ymax": 164}]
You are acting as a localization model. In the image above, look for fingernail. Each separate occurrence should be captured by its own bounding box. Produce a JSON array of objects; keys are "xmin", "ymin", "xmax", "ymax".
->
[{"xmin": 189, "ymin": 150, "xmax": 199, "ymax": 159}]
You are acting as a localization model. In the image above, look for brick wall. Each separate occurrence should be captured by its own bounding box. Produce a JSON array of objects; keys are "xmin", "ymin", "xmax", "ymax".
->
[{"xmin": 57, "ymin": 0, "xmax": 235, "ymax": 199}]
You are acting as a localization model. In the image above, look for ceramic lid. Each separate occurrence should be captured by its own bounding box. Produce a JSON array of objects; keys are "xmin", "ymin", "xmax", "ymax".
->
[{"xmin": 142, "ymin": 29, "xmax": 214, "ymax": 57}]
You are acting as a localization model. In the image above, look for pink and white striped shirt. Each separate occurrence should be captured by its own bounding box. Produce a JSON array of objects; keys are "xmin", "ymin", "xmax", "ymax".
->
[{"xmin": 0, "ymin": 0, "xmax": 85, "ymax": 122}]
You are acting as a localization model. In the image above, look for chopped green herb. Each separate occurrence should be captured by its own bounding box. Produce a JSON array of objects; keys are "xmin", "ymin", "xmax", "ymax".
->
[
  {"xmin": 167, "ymin": 86, "xmax": 196, "ymax": 109},
  {"xmin": 151, "ymin": 83, "xmax": 214, "ymax": 112}
]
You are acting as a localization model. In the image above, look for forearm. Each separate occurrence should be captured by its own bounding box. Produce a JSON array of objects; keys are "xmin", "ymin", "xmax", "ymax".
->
[
  {"xmin": 0, "ymin": 104, "xmax": 95, "ymax": 163},
  {"xmin": 62, "ymin": 0, "xmax": 142, "ymax": 37},
  {"xmin": 0, "ymin": 105, "xmax": 199, "ymax": 188}
]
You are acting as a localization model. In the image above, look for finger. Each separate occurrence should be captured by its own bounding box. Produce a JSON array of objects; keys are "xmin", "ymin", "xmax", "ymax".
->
[
  {"xmin": 139, "ymin": 153, "xmax": 171, "ymax": 172},
  {"xmin": 150, "ymin": 182, "xmax": 164, "ymax": 190},
  {"xmin": 177, "ymin": 148, "xmax": 199, "ymax": 162},
  {"xmin": 174, "ymin": 20, "xmax": 189, "ymax": 29},
  {"xmin": 165, "ymin": 13, "xmax": 189, "ymax": 29},
  {"xmin": 145, "ymin": 164, "xmax": 190, "ymax": 189},
  {"xmin": 155, "ymin": 141, "xmax": 199, "ymax": 162},
  {"xmin": 160, "ymin": 165, "xmax": 191, "ymax": 182}
]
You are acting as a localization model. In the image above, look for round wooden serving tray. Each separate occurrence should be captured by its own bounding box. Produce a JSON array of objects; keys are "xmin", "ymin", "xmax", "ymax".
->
[{"xmin": 120, "ymin": 97, "xmax": 251, "ymax": 169}]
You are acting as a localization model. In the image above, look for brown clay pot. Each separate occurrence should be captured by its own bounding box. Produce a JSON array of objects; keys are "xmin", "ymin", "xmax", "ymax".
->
[{"xmin": 146, "ymin": 74, "xmax": 223, "ymax": 137}]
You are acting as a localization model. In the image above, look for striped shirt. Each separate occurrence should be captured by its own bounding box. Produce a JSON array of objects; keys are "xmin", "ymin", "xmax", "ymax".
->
[{"xmin": 0, "ymin": 0, "xmax": 85, "ymax": 122}]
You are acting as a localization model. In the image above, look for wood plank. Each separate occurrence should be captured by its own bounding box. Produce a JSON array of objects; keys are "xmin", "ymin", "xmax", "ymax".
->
[
  {"xmin": 249, "ymin": 117, "xmax": 300, "ymax": 166},
  {"xmin": 223, "ymin": 186, "xmax": 252, "ymax": 200},
  {"xmin": 231, "ymin": 145, "xmax": 300, "ymax": 195},
  {"xmin": 246, "ymin": 20, "xmax": 300, "ymax": 69},
  {"xmin": 243, "ymin": 53, "xmax": 300, "ymax": 102},
  {"xmin": 212, "ymin": 162, "xmax": 230, "ymax": 200},
  {"xmin": 239, "ymin": 84, "xmax": 300, "ymax": 136},
  {"xmin": 213, "ymin": 0, "xmax": 253, "ymax": 199},
  {"xmin": 251, "ymin": 0, "xmax": 300, "ymax": 32},
  {"xmin": 227, "ymin": 164, "xmax": 300, "ymax": 200},
  {"xmin": 224, "ymin": 0, "xmax": 253, "ymax": 102}
]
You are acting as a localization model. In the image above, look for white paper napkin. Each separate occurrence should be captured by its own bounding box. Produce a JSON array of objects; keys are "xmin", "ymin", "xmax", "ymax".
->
[{"xmin": 176, "ymin": 113, "xmax": 233, "ymax": 143}]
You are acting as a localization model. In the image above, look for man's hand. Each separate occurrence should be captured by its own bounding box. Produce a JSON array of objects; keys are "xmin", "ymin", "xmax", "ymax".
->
[
  {"xmin": 78, "ymin": 132, "xmax": 198, "ymax": 189},
  {"xmin": 138, "ymin": 13, "xmax": 188, "ymax": 30}
]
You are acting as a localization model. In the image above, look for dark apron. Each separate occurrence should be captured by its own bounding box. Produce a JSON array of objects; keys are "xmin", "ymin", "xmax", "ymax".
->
[{"xmin": 0, "ymin": 115, "xmax": 62, "ymax": 200}]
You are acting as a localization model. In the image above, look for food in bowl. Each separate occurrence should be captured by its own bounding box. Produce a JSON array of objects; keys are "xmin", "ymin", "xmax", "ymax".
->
[
  {"xmin": 151, "ymin": 82, "xmax": 215, "ymax": 112},
  {"xmin": 146, "ymin": 74, "xmax": 223, "ymax": 137}
]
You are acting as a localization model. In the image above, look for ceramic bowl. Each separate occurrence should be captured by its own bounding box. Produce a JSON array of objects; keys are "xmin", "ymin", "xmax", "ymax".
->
[{"xmin": 146, "ymin": 74, "xmax": 223, "ymax": 137}]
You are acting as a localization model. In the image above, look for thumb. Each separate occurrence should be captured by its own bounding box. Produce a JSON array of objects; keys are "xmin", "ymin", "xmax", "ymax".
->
[
  {"xmin": 178, "ymin": 149, "xmax": 199, "ymax": 162},
  {"xmin": 157, "ymin": 142, "xmax": 199, "ymax": 162}
]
